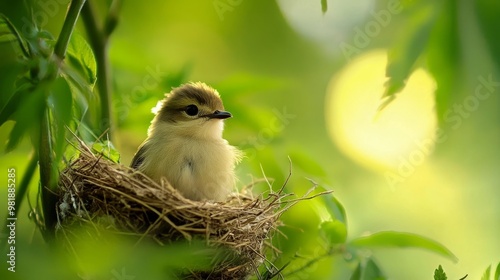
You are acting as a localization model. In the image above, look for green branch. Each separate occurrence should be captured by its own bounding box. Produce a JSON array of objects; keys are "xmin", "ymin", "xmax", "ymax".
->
[
  {"xmin": 39, "ymin": 110, "xmax": 56, "ymax": 240},
  {"xmin": 283, "ymin": 247, "xmax": 340, "ymax": 277},
  {"xmin": 54, "ymin": 0, "xmax": 87, "ymax": 60},
  {"xmin": 39, "ymin": 0, "xmax": 87, "ymax": 239},
  {"xmin": 81, "ymin": 0, "xmax": 121, "ymax": 140}
]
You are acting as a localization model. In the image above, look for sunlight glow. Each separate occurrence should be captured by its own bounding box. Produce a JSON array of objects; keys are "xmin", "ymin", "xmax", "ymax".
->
[{"xmin": 325, "ymin": 50, "xmax": 437, "ymax": 171}]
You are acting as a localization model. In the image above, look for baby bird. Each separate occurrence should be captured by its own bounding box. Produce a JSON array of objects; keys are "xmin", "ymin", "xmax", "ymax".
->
[{"xmin": 130, "ymin": 82, "xmax": 241, "ymax": 201}]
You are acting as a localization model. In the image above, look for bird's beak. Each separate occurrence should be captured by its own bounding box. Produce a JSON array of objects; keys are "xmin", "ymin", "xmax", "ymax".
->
[{"xmin": 202, "ymin": 110, "xmax": 232, "ymax": 119}]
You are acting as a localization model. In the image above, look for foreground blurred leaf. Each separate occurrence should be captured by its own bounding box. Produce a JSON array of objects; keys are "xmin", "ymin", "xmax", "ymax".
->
[
  {"xmin": 482, "ymin": 265, "xmax": 491, "ymax": 280},
  {"xmin": 67, "ymin": 226, "xmax": 223, "ymax": 279},
  {"xmin": 434, "ymin": 265, "xmax": 447, "ymax": 280},
  {"xmin": 4, "ymin": 226, "xmax": 220, "ymax": 280},
  {"xmin": 382, "ymin": 2, "xmax": 436, "ymax": 107},
  {"xmin": 475, "ymin": 0, "xmax": 500, "ymax": 71},
  {"xmin": 495, "ymin": 262, "xmax": 500, "ymax": 280},
  {"xmin": 350, "ymin": 258, "xmax": 386, "ymax": 280},
  {"xmin": 321, "ymin": 0, "xmax": 328, "ymax": 14},
  {"xmin": 479, "ymin": 262, "xmax": 500, "ymax": 280},
  {"xmin": 351, "ymin": 262, "xmax": 362, "ymax": 280},
  {"xmin": 349, "ymin": 231, "xmax": 457, "ymax": 262},
  {"xmin": 363, "ymin": 258, "xmax": 385, "ymax": 280},
  {"xmin": 427, "ymin": 0, "xmax": 461, "ymax": 123}
]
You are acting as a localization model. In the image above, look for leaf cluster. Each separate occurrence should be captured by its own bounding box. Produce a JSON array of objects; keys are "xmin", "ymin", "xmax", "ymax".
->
[{"xmin": 381, "ymin": 0, "xmax": 500, "ymax": 122}]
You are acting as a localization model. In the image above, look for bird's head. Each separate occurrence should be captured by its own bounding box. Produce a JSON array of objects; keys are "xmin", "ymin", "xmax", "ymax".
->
[{"xmin": 150, "ymin": 82, "xmax": 232, "ymax": 139}]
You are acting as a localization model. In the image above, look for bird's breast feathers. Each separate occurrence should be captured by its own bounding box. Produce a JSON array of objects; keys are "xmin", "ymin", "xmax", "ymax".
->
[{"xmin": 139, "ymin": 136, "xmax": 240, "ymax": 201}]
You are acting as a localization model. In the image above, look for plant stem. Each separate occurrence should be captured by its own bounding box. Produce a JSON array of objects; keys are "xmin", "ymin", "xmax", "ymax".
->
[
  {"xmin": 39, "ymin": 110, "xmax": 56, "ymax": 240},
  {"xmin": 81, "ymin": 0, "xmax": 120, "ymax": 140},
  {"xmin": 54, "ymin": 0, "xmax": 87, "ymax": 60},
  {"xmin": 283, "ymin": 247, "xmax": 339, "ymax": 277},
  {"xmin": 37, "ymin": 0, "xmax": 87, "ymax": 240}
]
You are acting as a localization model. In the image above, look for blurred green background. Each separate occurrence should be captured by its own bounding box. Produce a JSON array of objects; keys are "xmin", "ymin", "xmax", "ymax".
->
[{"xmin": 1, "ymin": 0, "xmax": 499, "ymax": 279}]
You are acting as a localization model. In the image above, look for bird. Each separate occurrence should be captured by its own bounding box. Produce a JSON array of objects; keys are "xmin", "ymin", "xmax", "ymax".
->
[{"xmin": 130, "ymin": 82, "xmax": 242, "ymax": 201}]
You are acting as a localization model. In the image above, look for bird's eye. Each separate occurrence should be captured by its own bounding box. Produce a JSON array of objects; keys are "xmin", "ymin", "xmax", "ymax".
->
[{"xmin": 185, "ymin": 104, "xmax": 199, "ymax": 116}]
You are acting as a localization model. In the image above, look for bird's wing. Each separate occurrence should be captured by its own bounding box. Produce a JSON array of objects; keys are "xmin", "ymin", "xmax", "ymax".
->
[{"xmin": 130, "ymin": 142, "xmax": 148, "ymax": 169}]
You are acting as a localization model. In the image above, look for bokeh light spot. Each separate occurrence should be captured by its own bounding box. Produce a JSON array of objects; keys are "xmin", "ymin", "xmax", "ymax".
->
[{"xmin": 325, "ymin": 50, "xmax": 437, "ymax": 171}]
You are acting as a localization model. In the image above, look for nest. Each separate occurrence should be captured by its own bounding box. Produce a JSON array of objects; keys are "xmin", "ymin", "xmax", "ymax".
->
[{"xmin": 55, "ymin": 139, "xmax": 330, "ymax": 279}]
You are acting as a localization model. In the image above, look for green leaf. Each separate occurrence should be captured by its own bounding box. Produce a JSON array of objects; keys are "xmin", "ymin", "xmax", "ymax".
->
[
  {"xmin": 351, "ymin": 262, "xmax": 362, "ymax": 280},
  {"xmin": 68, "ymin": 77, "xmax": 90, "ymax": 119},
  {"xmin": 321, "ymin": 0, "xmax": 328, "ymax": 14},
  {"xmin": 350, "ymin": 258, "xmax": 386, "ymax": 280},
  {"xmin": 0, "ymin": 13, "xmax": 30, "ymax": 58},
  {"xmin": 475, "ymin": 0, "xmax": 500, "ymax": 71},
  {"xmin": 6, "ymin": 87, "xmax": 46, "ymax": 152},
  {"xmin": 427, "ymin": 0, "xmax": 461, "ymax": 123},
  {"xmin": 434, "ymin": 265, "xmax": 447, "ymax": 280},
  {"xmin": 66, "ymin": 33, "xmax": 97, "ymax": 87},
  {"xmin": 363, "ymin": 258, "xmax": 385, "ymax": 280},
  {"xmin": 92, "ymin": 141, "xmax": 121, "ymax": 163},
  {"xmin": 382, "ymin": 3, "xmax": 436, "ymax": 107},
  {"xmin": 0, "ymin": 33, "xmax": 16, "ymax": 43},
  {"xmin": 61, "ymin": 63, "xmax": 94, "ymax": 127},
  {"xmin": 63, "ymin": 142, "xmax": 80, "ymax": 165},
  {"xmin": 495, "ymin": 262, "xmax": 500, "ymax": 280},
  {"xmin": 0, "ymin": 79, "xmax": 32, "ymax": 127},
  {"xmin": 62, "ymin": 64, "xmax": 94, "ymax": 102},
  {"xmin": 349, "ymin": 231, "xmax": 458, "ymax": 262},
  {"xmin": 482, "ymin": 264, "xmax": 491, "ymax": 280},
  {"xmin": 322, "ymin": 193, "xmax": 347, "ymax": 224},
  {"xmin": 48, "ymin": 77, "xmax": 73, "ymax": 166},
  {"xmin": 320, "ymin": 220, "xmax": 347, "ymax": 245}
]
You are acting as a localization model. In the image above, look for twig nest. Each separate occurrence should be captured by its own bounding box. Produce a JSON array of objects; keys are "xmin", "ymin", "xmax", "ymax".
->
[{"xmin": 56, "ymin": 142, "xmax": 288, "ymax": 279}]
